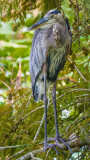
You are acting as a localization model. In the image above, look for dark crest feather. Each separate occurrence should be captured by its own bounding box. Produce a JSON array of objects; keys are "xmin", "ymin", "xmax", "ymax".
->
[{"xmin": 49, "ymin": 10, "xmax": 61, "ymax": 15}]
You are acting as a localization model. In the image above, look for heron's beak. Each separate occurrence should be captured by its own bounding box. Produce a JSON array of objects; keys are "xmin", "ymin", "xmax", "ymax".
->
[{"xmin": 27, "ymin": 17, "xmax": 50, "ymax": 31}]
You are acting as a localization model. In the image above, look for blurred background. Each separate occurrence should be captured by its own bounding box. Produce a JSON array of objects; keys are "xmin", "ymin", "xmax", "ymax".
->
[{"xmin": 0, "ymin": 0, "xmax": 90, "ymax": 159}]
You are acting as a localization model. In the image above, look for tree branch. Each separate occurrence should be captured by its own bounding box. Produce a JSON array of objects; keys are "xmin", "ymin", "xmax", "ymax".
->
[
  {"xmin": 17, "ymin": 139, "xmax": 89, "ymax": 160},
  {"xmin": 0, "ymin": 144, "xmax": 27, "ymax": 150},
  {"xmin": 68, "ymin": 57, "xmax": 87, "ymax": 81},
  {"xmin": 7, "ymin": 150, "xmax": 24, "ymax": 160}
]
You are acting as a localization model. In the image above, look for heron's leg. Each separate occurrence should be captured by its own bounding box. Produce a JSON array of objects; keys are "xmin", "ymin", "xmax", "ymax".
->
[
  {"xmin": 51, "ymin": 81, "xmax": 73, "ymax": 154},
  {"xmin": 43, "ymin": 63, "xmax": 48, "ymax": 151},
  {"xmin": 52, "ymin": 81, "xmax": 59, "ymax": 138},
  {"xmin": 44, "ymin": 72, "xmax": 48, "ymax": 147},
  {"xmin": 43, "ymin": 79, "xmax": 73, "ymax": 154},
  {"xmin": 43, "ymin": 65, "xmax": 59, "ymax": 154}
]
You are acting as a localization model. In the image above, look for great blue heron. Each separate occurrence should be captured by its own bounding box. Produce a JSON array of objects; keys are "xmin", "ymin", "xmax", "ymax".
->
[{"xmin": 28, "ymin": 9, "xmax": 72, "ymax": 154}]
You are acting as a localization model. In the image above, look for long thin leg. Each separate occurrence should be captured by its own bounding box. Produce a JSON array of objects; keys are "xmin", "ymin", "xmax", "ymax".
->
[
  {"xmin": 52, "ymin": 81, "xmax": 59, "ymax": 138},
  {"xmin": 43, "ymin": 79, "xmax": 73, "ymax": 154},
  {"xmin": 43, "ymin": 71, "xmax": 61, "ymax": 154},
  {"xmin": 43, "ymin": 64, "xmax": 48, "ymax": 151},
  {"xmin": 51, "ymin": 81, "xmax": 73, "ymax": 154}
]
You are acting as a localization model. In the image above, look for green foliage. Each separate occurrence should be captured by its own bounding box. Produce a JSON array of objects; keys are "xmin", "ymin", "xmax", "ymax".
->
[{"xmin": 0, "ymin": 0, "xmax": 90, "ymax": 159}]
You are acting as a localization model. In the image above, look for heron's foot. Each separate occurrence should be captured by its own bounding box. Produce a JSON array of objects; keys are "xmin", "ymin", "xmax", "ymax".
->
[
  {"xmin": 48, "ymin": 135, "xmax": 77, "ymax": 142},
  {"xmin": 44, "ymin": 141, "xmax": 67, "ymax": 154},
  {"xmin": 47, "ymin": 136, "xmax": 77, "ymax": 154},
  {"xmin": 44, "ymin": 142, "xmax": 60, "ymax": 154},
  {"xmin": 56, "ymin": 136, "xmax": 73, "ymax": 154}
]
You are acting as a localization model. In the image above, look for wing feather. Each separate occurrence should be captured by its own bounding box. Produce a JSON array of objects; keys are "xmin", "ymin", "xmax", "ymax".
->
[
  {"xmin": 29, "ymin": 22, "xmax": 72, "ymax": 100},
  {"xmin": 29, "ymin": 29, "xmax": 46, "ymax": 89}
]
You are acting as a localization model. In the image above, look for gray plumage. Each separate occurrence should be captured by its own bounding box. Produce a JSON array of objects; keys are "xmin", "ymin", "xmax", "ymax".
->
[
  {"xmin": 29, "ymin": 10, "xmax": 72, "ymax": 101},
  {"xmin": 28, "ymin": 9, "xmax": 73, "ymax": 153}
]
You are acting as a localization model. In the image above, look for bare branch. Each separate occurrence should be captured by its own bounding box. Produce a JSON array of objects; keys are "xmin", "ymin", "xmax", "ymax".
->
[
  {"xmin": 9, "ymin": 90, "xmax": 31, "ymax": 108},
  {"xmin": 76, "ymin": 0, "xmax": 80, "ymax": 47},
  {"xmin": 68, "ymin": 57, "xmax": 87, "ymax": 81},
  {"xmin": 17, "ymin": 148, "xmax": 44, "ymax": 160},
  {"xmin": 33, "ymin": 106, "xmax": 47, "ymax": 142},
  {"xmin": 69, "ymin": 0, "xmax": 76, "ymax": 6},
  {"xmin": 22, "ymin": 106, "xmax": 44, "ymax": 120},
  {"xmin": 24, "ymin": 93, "xmax": 32, "ymax": 108},
  {"xmin": 65, "ymin": 98, "xmax": 90, "ymax": 108},
  {"xmin": 0, "ymin": 144, "xmax": 27, "ymax": 150},
  {"xmin": 7, "ymin": 150, "xmax": 24, "ymax": 160},
  {"xmin": 0, "ymin": 79, "xmax": 10, "ymax": 90},
  {"xmin": 17, "ymin": 139, "xmax": 89, "ymax": 160},
  {"xmin": 54, "ymin": 88, "xmax": 90, "ymax": 104},
  {"xmin": 66, "ymin": 115, "xmax": 90, "ymax": 132}
]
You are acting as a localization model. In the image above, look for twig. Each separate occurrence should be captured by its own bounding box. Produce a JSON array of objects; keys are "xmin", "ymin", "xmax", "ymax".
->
[
  {"xmin": 68, "ymin": 57, "xmax": 87, "ymax": 81},
  {"xmin": 13, "ymin": 87, "xmax": 31, "ymax": 94},
  {"xmin": 69, "ymin": 0, "xmax": 76, "ymax": 6},
  {"xmin": 58, "ymin": 98, "xmax": 90, "ymax": 113},
  {"xmin": 22, "ymin": 106, "xmax": 44, "ymax": 120},
  {"xmin": 9, "ymin": 90, "xmax": 31, "ymax": 108},
  {"xmin": 0, "ymin": 144, "xmax": 27, "ymax": 150},
  {"xmin": 33, "ymin": 103, "xmax": 50, "ymax": 142},
  {"xmin": 64, "ymin": 116, "xmax": 90, "ymax": 139},
  {"xmin": 65, "ymin": 98, "xmax": 90, "ymax": 109},
  {"xmin": 0, "ymin": 111, "xmax": 12, "ymax": 116},
  {"xmin": 13, "ymin": 91, "xmax": 31, "ymax": 103},
  {"xmin": 33, "ymin": 111, "xmax": 45, "ymax": 142},
  {"xmin": 53, "ymin": 88, "xmax": 90, "ymax": 105},
  {"xmin": 0, "ymin": 79, "xmax": 10, "ymax": 90},
  {"xmin": 24, "ymin": 93, "xmax": 32, "ymax": 108},
  {"xmin": 74, "ymin": 64, "xmax": 86, "ymax": 81},
  {"xmin": 7, "ymin": 150, "xmax": 24, "ymax": 160},
  {"xmin": 64, "ymin": 124, "xmax": 79, "ymax": 139},
  {"xmin": 33, "ymin": 89, "xmax": 51, "ymax": 142},
  {"xmin": 45, "ymin": 148, "xmax": 51, "ymax": 160},
  {"xmin": 65, "ymin": 85, "xmax": 78, "ymax": 89},
  {"xmin": 17, "ymin": 148, "xmax": 44, "ymax": 160},
  {"xmin": 58, "ymin": 77, "xmax": 77, "ymax": 83},
  {"xmin": 66, "ymin": 115, "xmax": 90, "ymax": 132},
  {"xmin": 76, "ymin": 0, "xmax": 80, "ymax": 47},
  {"xmin": 8, "ymin": 106, "xmax": 44, "ymax": 133},
  {"xmin": 76, "ymin": 93, "xmax": 89, "ymax": 98}
]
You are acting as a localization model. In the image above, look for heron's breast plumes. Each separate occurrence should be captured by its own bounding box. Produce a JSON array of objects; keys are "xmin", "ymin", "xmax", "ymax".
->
[{"xmin": 46, "ymin": 45, "xmax": 68, "ymax": 81}]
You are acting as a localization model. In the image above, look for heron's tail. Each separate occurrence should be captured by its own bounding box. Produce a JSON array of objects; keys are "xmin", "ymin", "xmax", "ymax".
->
[{"xmin": 32, "ymin": 82, "xmax": 44, "ymax": 101}]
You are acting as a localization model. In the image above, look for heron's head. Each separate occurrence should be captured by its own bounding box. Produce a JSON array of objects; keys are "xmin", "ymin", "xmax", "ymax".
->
[{"xmin": 28, "ymin": 9, "xmax": 67, "ymax": 31}]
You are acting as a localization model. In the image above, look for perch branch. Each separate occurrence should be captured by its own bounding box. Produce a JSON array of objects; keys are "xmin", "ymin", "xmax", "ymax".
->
[{"xmin": 17, "ymin": 139, "xmax": 89, "ymax": 160}]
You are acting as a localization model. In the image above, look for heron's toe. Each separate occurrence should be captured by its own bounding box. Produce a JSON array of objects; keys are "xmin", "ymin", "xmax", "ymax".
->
[{"xmin": 44, "ymin": 142, "xmax": 59, "ymax": 154}]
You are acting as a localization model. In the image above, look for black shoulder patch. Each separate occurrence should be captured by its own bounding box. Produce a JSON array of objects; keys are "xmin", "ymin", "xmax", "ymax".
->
[{"xmin": 66, "ymin": 18, "xmax": 72, "ymax": 37}]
